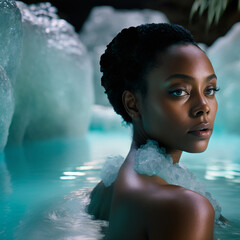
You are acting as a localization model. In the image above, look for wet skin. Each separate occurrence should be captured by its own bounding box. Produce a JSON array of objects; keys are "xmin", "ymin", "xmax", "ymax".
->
[{"xmin": 88, "ymin": 44, "xmax": 218, "ymax": 240}]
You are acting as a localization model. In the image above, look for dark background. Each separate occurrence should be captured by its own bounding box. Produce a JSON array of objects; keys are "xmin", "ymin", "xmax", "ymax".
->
[{"xmin": 21, "ymin": 0, "xmax": 240, "ymax": 46}]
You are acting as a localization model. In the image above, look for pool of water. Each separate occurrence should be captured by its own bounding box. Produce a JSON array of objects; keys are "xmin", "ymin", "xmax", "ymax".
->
[{"xmin": 0, "ymin": 130, "xmax": 240, "ymax": 239}]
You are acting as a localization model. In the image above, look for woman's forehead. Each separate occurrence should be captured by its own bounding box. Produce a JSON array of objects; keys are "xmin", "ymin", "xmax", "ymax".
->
[{"xmin": 145, "ymin": 44, "xmax": 215, "ymax": 86}]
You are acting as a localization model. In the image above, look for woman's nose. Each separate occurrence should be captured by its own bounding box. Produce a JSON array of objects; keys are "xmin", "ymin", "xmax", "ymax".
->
[{"xmin": 190, "ymin": 96, "xmax": 210, "ymax": 117}]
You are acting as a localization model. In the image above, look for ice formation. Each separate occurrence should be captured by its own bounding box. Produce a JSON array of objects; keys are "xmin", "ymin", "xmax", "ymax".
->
[
  {"xmin": 207, "ymin": 23, "xmax": 240, "ymax": 134},
  {"xmin": 0, "ymin": 0, "xmax": 20, "ymax": 151},
  {"xmin": 101, "ymin": 140, "xmax": 221, "ymax": 221},
  {"xmin": 79, "ymin": 6, "xmax": 169, "ymax": 106},
  {"xmin": 0, "ymin": 0, "xmax": 22, "ymax": 83},
  {"xmin": 7, "ymin": 2, "xmax": 94, "ymax": 144},
  {"xmin": 0, "ymin": 66, "xmax": 14, "ymax": 152},
  {"xmin": 90, "ymin": 105, "xmax": 130, "ymax": 132}
]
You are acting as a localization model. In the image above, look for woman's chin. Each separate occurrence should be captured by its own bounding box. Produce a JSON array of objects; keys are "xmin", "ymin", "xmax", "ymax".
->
[{"xmin": 184, "ymin": 141, "xmax": 209, "ymax": 153}]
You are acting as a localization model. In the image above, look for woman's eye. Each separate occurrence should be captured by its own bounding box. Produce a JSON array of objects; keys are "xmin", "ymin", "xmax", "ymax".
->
[
  {"xmin": 168, "ymin": 89, "xmax": 189, "ymax": 97},
  {"xmin": 205, "ymin": 87, "xmax": 220, "ymax": 96}
]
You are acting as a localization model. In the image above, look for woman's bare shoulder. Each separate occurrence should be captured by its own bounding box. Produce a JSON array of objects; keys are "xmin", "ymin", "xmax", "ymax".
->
[
  {"xmin": 146, "ymin": 185, "xmax": 215, "ymax": 240},
  {"xmin": 111, "ymin": 178, "xmax": 215, "ymax": 240},
  {"xmin": 88, "ymin": 156, "xmax": 215, "ymax": 240}
]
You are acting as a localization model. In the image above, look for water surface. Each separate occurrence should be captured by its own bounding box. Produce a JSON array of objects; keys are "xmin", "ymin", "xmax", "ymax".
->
[{"xmin": 0, "ymin": 130, "xmax": 239, "ymax": 239}]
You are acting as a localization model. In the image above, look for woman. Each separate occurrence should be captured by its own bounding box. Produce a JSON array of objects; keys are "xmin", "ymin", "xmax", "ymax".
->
[{"xmin": 88, "ymin": 23, "xmax": 221, "ymax": 240}]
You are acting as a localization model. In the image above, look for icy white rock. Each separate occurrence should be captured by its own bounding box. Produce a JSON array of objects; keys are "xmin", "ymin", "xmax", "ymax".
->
[
  {"xmin": 8, "ymin": 2, "xmax": 94, "ymax": 143},
  {"xmin": 79, "ymin": 6, "xmax": 169, "ymax": 106},
  {"xmin": 80, "ymin": 6, "xmax": 169, "ymax": 51},
  {"xmin": 0, "ymin": 66, "xmax": 14, "ymax": 152},
  {"xmin": 207, "ymin": 23, "xmax": 240, "ymax": 134},
  {"xmin": 0, "ymin": 0, "xmax": 21, "ymax": 151},
  {"xmin": 0, "ymin": 0, "xmax": 22, "ymax": 84},
  {"xmin": 90, "ymin": 105, "xmax": 130, "ymax": 132}
]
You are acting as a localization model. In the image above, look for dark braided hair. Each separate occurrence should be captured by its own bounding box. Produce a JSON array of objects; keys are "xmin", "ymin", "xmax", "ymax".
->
[{"xmin": 100, "ymin": 23, "xmax": 198, "ymax": 124}]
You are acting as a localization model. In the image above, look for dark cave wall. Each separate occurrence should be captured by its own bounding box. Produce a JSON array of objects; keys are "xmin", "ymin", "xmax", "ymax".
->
[{"xmin": 21, "ymin": 0, "xmax": 240, "ymax": 46}]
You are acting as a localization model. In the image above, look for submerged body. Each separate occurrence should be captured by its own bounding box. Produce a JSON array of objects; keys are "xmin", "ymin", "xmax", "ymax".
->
[
  {"xmin": 89, "ymin": 142, "xmax": 215, "ymax": 240},
  {"xmin": 88, "ymin": 24, "xmax": 221, "ymax": 239}
]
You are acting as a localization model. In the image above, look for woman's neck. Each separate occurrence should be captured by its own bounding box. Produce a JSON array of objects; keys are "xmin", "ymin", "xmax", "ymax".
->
[{"xmin": 131, "ymin": 123, "xmax": 182, "ymax": 164}]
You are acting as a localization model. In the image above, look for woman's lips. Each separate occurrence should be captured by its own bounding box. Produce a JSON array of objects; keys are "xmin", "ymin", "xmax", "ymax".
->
[
  {"xmin": 188, "ymin": 129, "xmax": 212, "ymax": 138},
  {"xmin": 188, "ymin": 122, "xmax": 213, "ymax": 138}
]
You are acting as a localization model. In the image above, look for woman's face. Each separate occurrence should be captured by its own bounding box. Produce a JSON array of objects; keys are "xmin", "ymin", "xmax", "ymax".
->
[{"xmin": 138, "ymin": 44, "xmax": 218, "ymax": 153}]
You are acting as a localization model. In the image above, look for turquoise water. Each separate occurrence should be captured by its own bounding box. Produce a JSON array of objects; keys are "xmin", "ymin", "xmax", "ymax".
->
[{"xmin": 0, "ymin": 130, "xmax": 240, "ymax": 239}]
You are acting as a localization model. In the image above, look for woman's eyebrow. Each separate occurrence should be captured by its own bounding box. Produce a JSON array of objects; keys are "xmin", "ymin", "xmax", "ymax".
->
[
  {"xmin": 165, "ymin": 73, "xmax": 217, "ymax": 81},
  {"xmin": 206, "ymin": 74, "xmax": 217, "ymax": 81}
]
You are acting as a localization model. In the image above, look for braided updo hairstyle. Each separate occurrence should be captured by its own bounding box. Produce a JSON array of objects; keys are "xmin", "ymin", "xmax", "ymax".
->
[{"xmin": 100, "ymin": 23, "xmax": 198, "ymax": 124}]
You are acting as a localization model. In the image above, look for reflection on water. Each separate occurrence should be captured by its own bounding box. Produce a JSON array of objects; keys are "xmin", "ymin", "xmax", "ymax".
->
[
  {"xmin": 204, "ymin": 134, "xmax": 240, "ymax": 183},
  {"xmin": 205, "ymin": 162, "xmax": 240, "ymax": 181},
  {"xmin": 60, "ymin": 166, "xmax": 102, "ymax": 180},
  {"xmin": 5, "ymin": 136, "xmax": 91, "ymax": 180},
  {"xmin": 0, "ymin": 154, "xmax": 12, "ymax": 196},
  {"xmin": 14, "ymin": 189, "xmax": 108, "ymax": 240},
  {"xmin": 182, "ymin": 132, "xmax": 240, "ymax": 239},
  {"xmin": 1, "ymin": 136, "xmax": 93, "ymax": 239},
  {"xmin": 0, "ymin": 131, "xmax": 240, "ymax": 239}
]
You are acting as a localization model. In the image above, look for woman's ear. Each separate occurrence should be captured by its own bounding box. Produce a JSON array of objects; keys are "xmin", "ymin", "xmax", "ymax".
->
[{"xmin": 122, "ymin": 90, "xmax": 141, "ymax": 120}]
